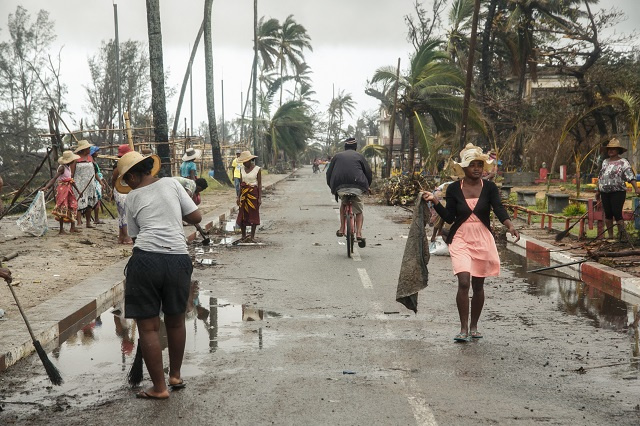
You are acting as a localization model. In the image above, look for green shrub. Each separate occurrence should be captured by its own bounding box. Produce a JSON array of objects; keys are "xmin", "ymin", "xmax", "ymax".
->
[{"xmin": 563, "ymin": 203, "xmax": 586, "ymax": 217}]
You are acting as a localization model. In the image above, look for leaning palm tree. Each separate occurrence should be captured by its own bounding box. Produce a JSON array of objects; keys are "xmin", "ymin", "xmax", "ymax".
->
[
  {"xmin": 277, "ymin": 15, "xmax": 312, "ymax": 106},
  {"xmin": 370, "ymin": 39, "xmax": 484, "ymax": 172},
  {"xmin": 334, "ymin": 90, "xmax": 356, "ymax": 140},
  {"xmin": 446, "ymin": 0, "xmax": 474, "ymax": 70},
  {"xmin": 265, "ymin": 100, "xmax": 314, "ymax": 166}
]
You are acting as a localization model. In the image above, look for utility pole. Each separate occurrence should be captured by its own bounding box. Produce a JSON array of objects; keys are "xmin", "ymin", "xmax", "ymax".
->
[
  {"xmin": 189, "ymin": 44, "xmax": 193, "ymax": 136},
  {"xmin": 113, "ymin": 3, "xmax": 123, "ymax": 142},
  {"xmin": 459, "ymin": 0, "xmax": 481, "ymax": 150}
]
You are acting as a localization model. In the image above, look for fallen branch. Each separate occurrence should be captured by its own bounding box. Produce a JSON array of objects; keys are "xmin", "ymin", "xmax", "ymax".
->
[{"xmin": 591, "ymin": 250, "xmax": 640, "ymax": 259}]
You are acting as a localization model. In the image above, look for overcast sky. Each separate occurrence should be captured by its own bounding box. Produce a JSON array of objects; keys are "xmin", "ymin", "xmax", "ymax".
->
[{"xmin": 0, "ymin": 0, "xmax": 638, "ymax": 136}]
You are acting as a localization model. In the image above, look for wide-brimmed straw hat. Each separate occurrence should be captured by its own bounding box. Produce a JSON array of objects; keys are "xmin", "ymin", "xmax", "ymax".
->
[
  {"xmin": 601, "ymin": 138, "xmax": 627, "ymax": 154},
  {"xmin": 450, "ymin": 144, "xmax": 494, "ymax": 178},
  {"xmin": 117, "ymin": 144, "xmax": 133, "ymax": 158},
  {"xmin": 58, "ymin": 150, "xmax": 81, "ymax": 165},
  {"xmin": 115, "ymin": 151, "xmax": 161, "ymax": 194},
  {"xmin": 73, "ymin": 139, "xmax": 93, "ymax": 153},
  {"xmin": 237, "ymin": 150, "xmax": 257, "ymax": 163},
  {"xmin": 182, "ymin": 147, "xmax": 202, "ymax": 162}
]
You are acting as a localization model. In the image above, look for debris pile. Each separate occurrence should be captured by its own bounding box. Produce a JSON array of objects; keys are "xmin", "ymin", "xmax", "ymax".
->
[{"xmin": 378, "ymin": 174, "xmax": 436, "ymax": 206}]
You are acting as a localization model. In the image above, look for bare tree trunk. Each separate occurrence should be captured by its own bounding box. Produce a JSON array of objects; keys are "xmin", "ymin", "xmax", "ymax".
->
[
  {"xmin": 173, "ymin": 21, "xmax": 204, "ymax": 138},
  {"xmin": 252, "ymin": 0, "xmax": 259, "ymax": 160},
  {"xmin": 408, "ymin": 114, "xmax": 416, "ymax": 173},
  {"xmin": 385, "ymin": 58, "xmax": 401, "ymax": 178},
  {"xmin": 204, "ymin": 0, "xmax": 231, "ymax": 185},
  {"xmin": 459, "ymin": 0, "xmax": 481, "ymax": 150},
  {"xmin": 145, "ymin": 0, "xmax": 170, "ymax": 176}
]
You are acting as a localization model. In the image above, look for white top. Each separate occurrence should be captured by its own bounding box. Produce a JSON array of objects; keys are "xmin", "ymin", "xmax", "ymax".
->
[
  {"xmin": 125, "ymin": 177, "xmax": 198, "ymax": 254},
  {"xmin": 241, "ymin": 165, "xmax": 261, "ymax": 187}
]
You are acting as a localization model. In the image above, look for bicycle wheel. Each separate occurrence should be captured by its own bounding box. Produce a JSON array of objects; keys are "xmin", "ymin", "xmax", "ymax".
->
[{"xmin": 346, "ymin": 213, "xmax": 353, "ymax": 258}]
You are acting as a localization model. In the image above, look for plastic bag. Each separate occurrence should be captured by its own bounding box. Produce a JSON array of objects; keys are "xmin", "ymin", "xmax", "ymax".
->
[
  {"xmin": 16, "ymin": 191, "xmax": 48, "ymax": 237},
  {"xmin": 428, "ymin": 236, "xmax": 449, "ymax": 256}
]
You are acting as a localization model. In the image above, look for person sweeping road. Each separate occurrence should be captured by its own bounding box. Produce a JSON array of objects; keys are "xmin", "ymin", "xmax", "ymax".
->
[{"xmin": 116, "ymin": 151, "xmax": 202, "ymax": 400}]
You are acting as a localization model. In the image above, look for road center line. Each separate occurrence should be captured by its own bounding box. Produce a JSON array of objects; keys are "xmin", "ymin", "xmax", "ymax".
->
[
  {"xmin": 407, "ymin": 396, "xmax": 438, "ymax": 426},
  {"xmin": 357, "ymin": 268, "xmax": 373, "ymax": 289}
]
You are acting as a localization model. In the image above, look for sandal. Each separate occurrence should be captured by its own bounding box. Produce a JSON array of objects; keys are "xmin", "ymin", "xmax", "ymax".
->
[
  {"xmin": 357, "ymin": 237, "xmax": 366, "ymax": 248},
  {"xmin": 336, "ymin": 230, "xmax": 344, "ymax": 237},
  {"xmin": 470, "ymin": 331, "xmax": 483, "ymax": 339},
  {"xmin": 453, "ymin": 333, "xmax": 469, "ymax": 342}
]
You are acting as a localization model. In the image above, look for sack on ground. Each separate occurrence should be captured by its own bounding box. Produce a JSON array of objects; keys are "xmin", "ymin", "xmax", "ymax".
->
[
  {"xmin": 429, "ymin": 236, "xmax": 449, "ymax": 256},
  {"xmin": 16, "ymin": 191, "xmax": 48, "ymax": 237}
]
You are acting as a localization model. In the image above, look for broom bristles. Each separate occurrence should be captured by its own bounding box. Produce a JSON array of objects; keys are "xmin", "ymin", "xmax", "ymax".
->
[
  {"xmin": 34, "ymin": 340, "xmax": 63, "ymax": 386},
  {"xmin": 127, "ymin": 340, "xmax": 144, "ymax": 386}
]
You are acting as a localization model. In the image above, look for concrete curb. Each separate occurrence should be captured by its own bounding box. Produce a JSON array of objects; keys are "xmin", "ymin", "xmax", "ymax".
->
[
  {"xmin": 0, "ymin": 170, "xmax": 296, "ymax": 373},
  {"xmin": 506, "ymin": 233, "xmax": 640, "ymax": 306}
]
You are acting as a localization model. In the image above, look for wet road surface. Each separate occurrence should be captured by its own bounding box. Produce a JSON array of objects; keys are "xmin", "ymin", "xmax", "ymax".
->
[{"xmin": 1, "ymin": 166, "xmax": 639, "ymax": 425}]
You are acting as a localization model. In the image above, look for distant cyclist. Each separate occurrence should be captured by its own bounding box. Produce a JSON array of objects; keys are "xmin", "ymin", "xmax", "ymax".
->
[{"xmin": 326, "ymin": 137, "xmax": 373, "ymax": 247}]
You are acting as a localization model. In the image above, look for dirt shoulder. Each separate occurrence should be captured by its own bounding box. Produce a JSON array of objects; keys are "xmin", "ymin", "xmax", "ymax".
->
[{"xmin": 0, "ymin": 173, "xmax": 285, "ymax": 322}]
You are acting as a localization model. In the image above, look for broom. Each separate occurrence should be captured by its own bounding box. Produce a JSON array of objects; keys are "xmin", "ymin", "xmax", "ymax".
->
[
  {"xmin": 127, "ymin": 325, "xmax": 144, "ymax": 386},
  {"xmin": 555, "ymin": 201, "xmax": 600, "ymax": 242},
  {"xmin": 5, "ymin": 280, "xmax": 63, "ymax": 385}
]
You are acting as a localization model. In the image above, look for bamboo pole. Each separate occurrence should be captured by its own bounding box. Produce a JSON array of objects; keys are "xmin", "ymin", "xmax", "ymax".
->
[{"xmin": 124, "ymin": 111, "xmax": 134, "ymax": 150}]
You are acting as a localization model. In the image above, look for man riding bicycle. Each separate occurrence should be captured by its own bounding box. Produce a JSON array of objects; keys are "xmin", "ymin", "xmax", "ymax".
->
[{"xmin": 326, "ymin": 137, "xmax": 373, "ymax": 247}]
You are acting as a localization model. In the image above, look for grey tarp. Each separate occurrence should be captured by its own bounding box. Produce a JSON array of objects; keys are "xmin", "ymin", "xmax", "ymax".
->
[{"xmin": 395, "ymin": 194, "xmax": 431, "ymax": 313}]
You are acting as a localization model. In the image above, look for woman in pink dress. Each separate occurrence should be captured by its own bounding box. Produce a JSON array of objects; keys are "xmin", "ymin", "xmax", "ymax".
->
[{"xmin": 423, "ymin": 145, "xmax": 519, "ymax": 342}]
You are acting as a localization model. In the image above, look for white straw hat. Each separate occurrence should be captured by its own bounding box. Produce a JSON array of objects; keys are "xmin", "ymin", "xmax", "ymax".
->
[
  {"xmin": 182, "ymin": 147, "xmax": 202, "ymax": 161},
  {"xmin": 237, "ymin": 150, "xmax": 257, "ymax": 163},
  {"xmin": 73, "ymin": 139, "xmax": 93, "ymax": 153},
  {"xmin": 58, "ymin": 150, "xmax": 81, "ymax": 165},
  {"xmin": 450, "ymin": 144, "xmax": 493, "ymax": 178}
]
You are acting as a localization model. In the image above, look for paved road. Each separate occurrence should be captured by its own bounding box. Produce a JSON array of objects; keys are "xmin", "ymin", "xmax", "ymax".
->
[{"xmin": 2, "ymin": 166, "xmax": 639, "ymax": 425}]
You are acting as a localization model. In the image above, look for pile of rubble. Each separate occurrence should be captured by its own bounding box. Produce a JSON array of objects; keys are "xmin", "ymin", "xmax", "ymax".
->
[{"xmin": 377, "ymin": 174, "xmax": 437, "ymax": 206}]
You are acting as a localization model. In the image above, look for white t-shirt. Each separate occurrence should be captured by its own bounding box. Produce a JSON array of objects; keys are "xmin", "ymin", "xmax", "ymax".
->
[{"xmin": 125, "ymin": 177, "xmax": 198, "ymax": 254}]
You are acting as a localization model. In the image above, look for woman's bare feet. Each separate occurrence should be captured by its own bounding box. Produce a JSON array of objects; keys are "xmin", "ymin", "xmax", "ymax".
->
[
  {"xmin": 59, "ymin": 230, "xmax": 68, "ymax": 235},
  {"xmin": 70, "ymin": 228, "xmax": 82, "ymax": 233}
]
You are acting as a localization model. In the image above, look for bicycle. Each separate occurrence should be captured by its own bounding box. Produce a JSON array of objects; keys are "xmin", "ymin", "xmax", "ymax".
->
[{"xmin": 340, "ymin": 193, "xmax": 357, "ymax": 258}]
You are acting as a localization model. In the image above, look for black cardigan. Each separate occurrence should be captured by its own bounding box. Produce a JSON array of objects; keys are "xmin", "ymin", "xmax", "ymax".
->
[{"xmin": 433, "ymin": 180, "xmax": 511, "ymax": 244}]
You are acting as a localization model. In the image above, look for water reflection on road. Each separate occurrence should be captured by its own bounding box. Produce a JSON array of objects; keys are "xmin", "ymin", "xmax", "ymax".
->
[{"xmin": 500, "ymin": 248, "xmax": 639, "ymax": 360}]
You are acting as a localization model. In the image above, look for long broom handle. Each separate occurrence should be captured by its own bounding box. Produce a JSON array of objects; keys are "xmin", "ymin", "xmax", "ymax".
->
[{"xmin": 5, "ymin": 280, "xmax": 38, "ymax": 342}]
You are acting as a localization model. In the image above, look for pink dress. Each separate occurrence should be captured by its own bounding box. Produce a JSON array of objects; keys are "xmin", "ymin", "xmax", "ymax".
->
[{"xmin": 449, "ymin": 197, "xmax": 500, "ymax": 277}]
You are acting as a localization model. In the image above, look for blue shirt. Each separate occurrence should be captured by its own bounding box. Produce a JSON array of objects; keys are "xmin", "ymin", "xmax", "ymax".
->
[
  {"xmin": 208, "ymin": 169, "xmax": 215, "ymax": 179},
  {"xmin": 180, "ymin": 161, "xmax": 197, "ymax": 178}
]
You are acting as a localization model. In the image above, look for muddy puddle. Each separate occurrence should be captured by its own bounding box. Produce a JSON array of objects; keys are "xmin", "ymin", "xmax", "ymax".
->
[
  {"xmin": 0, "ymin": 287, "xmax": 284, "ymax": 411},
  {"xmin": 500, "ymin": 247, "xmax": 639, "ymax": 358}
]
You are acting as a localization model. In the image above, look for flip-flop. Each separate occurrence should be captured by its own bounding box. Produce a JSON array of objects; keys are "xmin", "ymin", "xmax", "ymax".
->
[
  {"xmin": 135, "ymin": 391, "xmax": 169, "ymax": 400},
  {"xmin": 453, "ymin": 333, "xmax": 469, "ymax": 342},
  {"xmin": 357, "ymin": 237, "xmax": 366, "ymax": 248},
  {"xmin": 336, "ymin": 230, "xmax": 344, "ymax": 237},
  {"xmin": 169, "ymin": 379, "xmax": 186, "ymax": 390},
  {"xmin": 470, "ymin": 331, "xmax": 483, "ymax": 339}
]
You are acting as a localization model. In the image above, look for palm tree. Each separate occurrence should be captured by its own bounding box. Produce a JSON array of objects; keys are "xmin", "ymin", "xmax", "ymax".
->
[
  {"xmin": 204, "ymin": 0, "xmax": 231, "ymax": 184},
  {"xmin": 265, "ymin": 100, "xmax": 314, "ymax": 165},
  {"xmin": 360, "ymin": 143, "xmax": 387, "ymax": 176},
  {"xmin": 446, "ymin": 0, "xmax": 474, "ymax": 70},
  {"xmin": 276, "ymin": 15, "xmax": 312, "ymax": 106},
  {"xmin": 145, "ymin": 0, "xmax": 170, "ymax": 175},
  {"xmin": 334, "ymin": 91, "xmax": 356, "ymax": 140},
  {"xmin": 291, "ymin": 62, "xmax": 313, "ymax": 101},
  {"xmin": 371, "ymin": 39, "xmax": 484, "ymax": 172}
]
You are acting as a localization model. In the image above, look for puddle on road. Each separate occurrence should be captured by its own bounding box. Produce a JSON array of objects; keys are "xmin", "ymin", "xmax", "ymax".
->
[
  {"xmin": 0, "ymin": 284, "xmax": 283, "ymax": 412},
  {"xmin": 500, "ymin": 248, "xmax": 639, "ymax": 356}
]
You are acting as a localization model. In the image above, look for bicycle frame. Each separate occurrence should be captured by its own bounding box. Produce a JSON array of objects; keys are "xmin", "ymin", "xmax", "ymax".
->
[{"xmin": 341, "ymin": 194, "xmax": 357, "ymax": 258}]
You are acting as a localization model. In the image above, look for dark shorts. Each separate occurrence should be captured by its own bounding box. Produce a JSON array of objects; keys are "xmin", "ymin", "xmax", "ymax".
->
[
  {"xmin": 124, "ymin": 249, "xmax": 193, "ymax": 319},
  {"xmin": 601, "ymin": 191, "xmax": 626, "ymax": 221}
]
